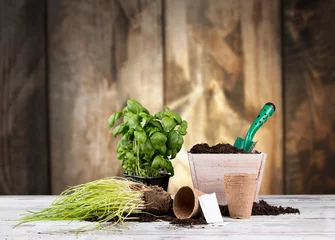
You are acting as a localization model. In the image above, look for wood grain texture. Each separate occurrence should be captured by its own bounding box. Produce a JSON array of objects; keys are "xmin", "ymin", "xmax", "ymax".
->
[
  {"xmin": 164, "ymin": 0, "xmax": 283, "ymax": 194},
  {"xmin": 2, "ymin": 195, "xmax": 335, "ymax": 239},
  {"xmin": 0, "ymin": 0, "xmax": 49, "ymax": 194},
  {"xmin": 284, "ymin": 0, "xmax": 335, "ymax": 194},
  {"xmin": 48, "ymin": 0, "xmax": 163, "ymax": 193}
]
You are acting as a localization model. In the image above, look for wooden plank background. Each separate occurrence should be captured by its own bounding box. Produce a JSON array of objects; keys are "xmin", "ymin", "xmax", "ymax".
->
[
  {"xmin": 164, "ymin": 0, "xmax": 282, "ymax": 195},
  {"xmin": 0, "ymin": 0, "xmax": 49, "ymax": 194},
  {"xmin": 0, "ymin": 0, "xmax": 334, "ymax": 195},
  {"xmin": 284, "ymin": 0, "xmax": 335, "ymax": 193},
  {"xmin": 48, "ymin": 0, "xmax": 163, "ymax": 193}
]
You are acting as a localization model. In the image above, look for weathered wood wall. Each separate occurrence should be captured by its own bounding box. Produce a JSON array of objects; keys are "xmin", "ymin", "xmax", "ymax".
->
[
  {"xmin": 0, "ymin": 0, "xmax": 334, "ymax": 195},
  {"xmin": 0, "ymin": 0, "xmax": 49, "ymax": 194},
  {"xmin": 284, "ymin": 0, "xmax": 335, "ymax": 193},
  {"xmin": 164, "ymin": 0, "xmax": 283, "ymax": 194},
  {"xmin": 48, "ymin": 0, "xmax": 163, "ymax": 193}
]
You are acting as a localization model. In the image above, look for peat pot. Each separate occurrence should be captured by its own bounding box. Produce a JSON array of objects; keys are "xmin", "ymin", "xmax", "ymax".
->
[
  {"xmin": 122, "ymin": 173, "xmax": 171, "ymax": 191},
  {"xmin": 187, "ymin": 152, "xmax": 267, "ymax": 205}
]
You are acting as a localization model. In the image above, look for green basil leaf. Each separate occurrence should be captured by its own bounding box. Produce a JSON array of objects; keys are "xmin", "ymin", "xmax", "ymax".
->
[
  {"xmin": 127, "ymin": 99, "xmax": 144, "ymax": 114},
  {"xmin": 164, "ymin": 160, "xmax": 174, "ymax": 176},
  {"xmin": 150, "ymin": 132, "xmax": 167, "ymax": 150},
  {"xmin": 142, "ymin": 108, "xmax": 150, "ymax": 114},
  {"xmin": 113, "ymin": 123, "xmax": 129, "ymax": 137},
  {"xmin": 154, "ymin": 112, "xmax": 166, "ymax": 120},
  {"xmin": 134, "ymin": 130, "xmax": 147, "ymax": 144},
  {"xmin": 140, "ymin": 139, "xmax": 155, "ymax": 160},
  {"xmin": 178, "ymin": 120, "xmax": 188, "ymax": 135},
  {"xmin": 116, "ymin": 152, "xmax": 126, "ymax": 160},
  {"xmin": 139, "ymin": 112, "xmax": 152, "ymax": 128},
  {"xmin": 176, "ymin": 134, "xmax": 184, "ymax": 152},
  {"xmin": 164, "ymin": 106, "xmax": 182, "ymax": 124},
  {"xmin": 128, "ymin": 114, "xmax": 140, "ymax": 129},
  {"xmin": 122, "ymin": 106, "xmax": 129, "ymax": 113},
  {"xmin": 119, "ymin": 133, "xmax": 130, "ymax": 146},
  {"xmin": 144, "ymin": 126, "xmax": 157, "ymax": 136},
  {"xmin": 117, "ymin": 139, "xmax": 131, "ymax": 152},
  {"xmin": 171, "ymin": 149, "xmax": 177, "ymax": 159},
  {"xmin": 126, "ymin": 152, "xmax": 136, "ymax": 163},
  {"xmin": 148, "ymin": 120, "xmax": 163, "ymax": 131},
  {"xmin": 151, "ymin": 155, "xmax": 165, "ymax": 169},
  {"xmin": 158, "ymin": 144, "xmax": 167, "ymax": 155},
  {"xmin": 108, "ymin": 112, "xmax": 123, "ymax": 129},
  {"xmin": 167, "ymin": 130, "xmax": 179, "ymax": 149},
  {"xmin": 161, "ymin": 116, "xmax": 177, "ymax": 132},
  {"xmin": 123, "ymin": 112, "xmax": 133, "ymax": 123}
]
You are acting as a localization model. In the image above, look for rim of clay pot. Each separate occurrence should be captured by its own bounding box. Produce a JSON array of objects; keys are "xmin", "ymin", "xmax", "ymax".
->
[{"xmin": 224, "ymin": 173, "xmax": 258, "ymax": 183}]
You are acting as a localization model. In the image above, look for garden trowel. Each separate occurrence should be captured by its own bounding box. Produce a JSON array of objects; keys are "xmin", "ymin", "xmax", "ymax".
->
[{"xmin": 234, "ymin": 102, "xmax": 276, "ymax": 152}]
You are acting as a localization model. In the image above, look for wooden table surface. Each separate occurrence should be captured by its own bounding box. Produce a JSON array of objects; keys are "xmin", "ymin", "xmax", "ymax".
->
[{"xmin": 1, "ymin": 195, "xmax": 334, "ymax": 240}]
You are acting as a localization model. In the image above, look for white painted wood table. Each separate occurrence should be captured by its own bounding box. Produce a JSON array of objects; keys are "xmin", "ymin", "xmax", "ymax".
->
[{"xmin": 1, "ymin": 195, "xmax": 334, "ymax": 240}]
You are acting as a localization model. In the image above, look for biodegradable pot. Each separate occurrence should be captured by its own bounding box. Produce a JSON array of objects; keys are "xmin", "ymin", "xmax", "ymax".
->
[
  {"xmin": 173, "ymin": 186, "xmax": 205, "ymax": 219},
  {"xmin": 122, "ymin": 173, "xmax": 170, "ymax": 191},
  {"xmin": 224, "ymin": 173, "xmax": 258, "ymax": 219},
  {"xmin": 188, "ymin": 152, "xmax": 266, "ymax": 205}
]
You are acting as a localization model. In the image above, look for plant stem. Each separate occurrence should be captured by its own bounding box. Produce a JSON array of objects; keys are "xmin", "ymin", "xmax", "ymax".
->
[{"xmin": 136, "ymin": 141, "xmax": 141, "ymax": 176}]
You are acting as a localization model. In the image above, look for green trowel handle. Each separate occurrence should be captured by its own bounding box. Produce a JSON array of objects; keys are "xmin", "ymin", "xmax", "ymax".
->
[{"xmin": 244, "ymin": 102, "xmax": 276, "ymax": 144}]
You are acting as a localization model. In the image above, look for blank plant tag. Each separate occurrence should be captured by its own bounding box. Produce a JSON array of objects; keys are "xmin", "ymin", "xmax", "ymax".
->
[{"xmin": 198, "ymin": 193, "xmax": 223, "ymax": 223}]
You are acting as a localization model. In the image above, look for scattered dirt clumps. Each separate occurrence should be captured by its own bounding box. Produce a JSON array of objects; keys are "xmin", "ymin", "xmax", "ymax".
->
[
  {"xmin": 169, "ymin": 217, "xmax": 207, "ymax": 226},
  {"xmin": 189, "ymin": 143, "xmax": 255, "ymax": 154},
  {"xmin": 88, "ymin": 198, "xmax": 299, "ymax": 227},
  {"xmin": 219, "ymin": 200, "xmax": 300, "ymax": 216},
  {"xmin": 252, "ymin": 200, "xmax": 300, "ymax": 215}
]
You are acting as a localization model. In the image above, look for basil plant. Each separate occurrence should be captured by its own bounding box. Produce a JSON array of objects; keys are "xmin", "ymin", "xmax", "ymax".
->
[{"xmin": 108, "ymin": 100, "xmax": 188, "ymax": 177}]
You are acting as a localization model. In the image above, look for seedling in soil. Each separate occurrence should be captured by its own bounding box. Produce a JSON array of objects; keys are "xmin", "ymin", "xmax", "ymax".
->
[{"xmin": 16, "ymin": 178, "xmax": 171, "ymax": 231}]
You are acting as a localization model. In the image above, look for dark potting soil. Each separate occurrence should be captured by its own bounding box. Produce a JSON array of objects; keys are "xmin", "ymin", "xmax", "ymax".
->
[
  {"xmin": 189, "ymin": 143, "xmax": 258, "ymax": 154},
  {"xmin": 87, "ymin": 199, "xmax": 299, "ymax": 227},
  {"xmin": 219, "ymin": 200, "xmax": 300, "ymax": 216},
  {"xmin": 138, "ymin": 199, "xmax": 299, "ymax": 227}
]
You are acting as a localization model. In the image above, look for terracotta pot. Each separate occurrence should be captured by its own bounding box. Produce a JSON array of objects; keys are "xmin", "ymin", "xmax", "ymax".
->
[
  {"xmin": 224, "ymin": 173, "xmax": 258, "ymax": 219},
  {"xmin": 173, "ymin": 186, "xmax": 205, "ymax": 219},
  {"xmin": 188, "ymin": 152, "xmax": 266, "ymax": 205}
]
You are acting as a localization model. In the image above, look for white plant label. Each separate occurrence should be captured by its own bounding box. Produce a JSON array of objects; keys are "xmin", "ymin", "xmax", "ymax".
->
[{"xmin": 198, "ymin": 193, "xmax": 224, "ymax": 223}]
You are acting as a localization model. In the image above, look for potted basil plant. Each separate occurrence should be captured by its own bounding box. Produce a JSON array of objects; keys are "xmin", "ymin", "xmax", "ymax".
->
[{"xmin": 108, "ymin": 99, "xmax": 188, "ymax": 190}]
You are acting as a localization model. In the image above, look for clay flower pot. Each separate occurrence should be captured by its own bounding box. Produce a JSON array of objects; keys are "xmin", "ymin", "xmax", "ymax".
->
[
  {"xmin": 188, "ymin": 152, "xmax": 266, "ymax": 205},
  {"xmin": 173, "ymin": 186, "xmax": 205, "ymax": 219},
  {"xmin": 224, "ymin": 173, "xmax": 258, "ymax": 219}
]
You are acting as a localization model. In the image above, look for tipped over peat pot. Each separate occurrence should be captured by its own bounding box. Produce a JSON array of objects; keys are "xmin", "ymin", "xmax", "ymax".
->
[
  {"xmin": 188, "ymin": 143, "xmax": 267, "ymax": 205},
  {"xmin": 122, "ymin": 173, "xmax": 171, "ymax": 191},
  {"xmin": 173, "ymin": 186, "xmax": 205, "ymax": 219}
]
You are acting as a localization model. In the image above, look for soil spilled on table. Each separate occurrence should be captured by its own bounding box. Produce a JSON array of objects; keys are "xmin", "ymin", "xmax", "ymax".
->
[
  {"xmin": 189, "ymin": 143, "xmax": 259, "ymax": 154},
  {"xmin": 87, "ymin": 198, "xmax": 299, "ymax": 227},
  {"xmin": 126, "ymin": 199, "xmax": 299, "ymax": 228},
  {"xmin": 219, "ymin": 200, "xmax": 300, "ymax": 216}
]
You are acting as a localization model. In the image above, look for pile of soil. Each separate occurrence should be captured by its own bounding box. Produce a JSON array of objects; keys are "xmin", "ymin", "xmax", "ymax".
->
[
  {"xmin": 189, "ymin": 143, "xmax": 259, "ymax": 154},
  {"xmin": 219, "ymin": 200, "xmax": 300, "ymax": 216}
]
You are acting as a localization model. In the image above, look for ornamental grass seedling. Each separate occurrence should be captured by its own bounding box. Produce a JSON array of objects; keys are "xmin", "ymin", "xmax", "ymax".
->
[{"xmin": 16, "ymin": 178, "xmax": 171, "ymax": 231}]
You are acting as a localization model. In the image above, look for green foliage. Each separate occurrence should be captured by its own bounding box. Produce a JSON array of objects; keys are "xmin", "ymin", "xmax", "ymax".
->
[
  {"xmin": 16, "ymin": 178, "xmax": 146, "ymax": 232},
  {"xmin": 108, "ymin": 99, "xmax": 188, "ymax": 177}
]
